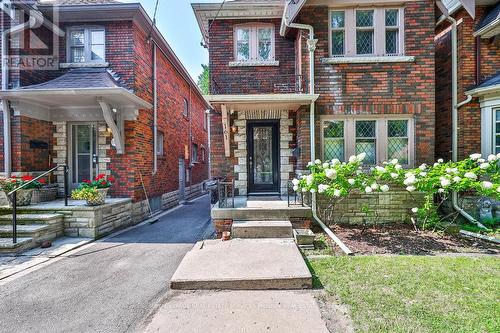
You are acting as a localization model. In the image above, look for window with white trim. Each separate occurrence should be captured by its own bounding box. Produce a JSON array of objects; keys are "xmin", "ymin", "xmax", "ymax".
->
[
  {"xmin": 321, "ymin": 117, "xmax": 413, "ymax": 165},
  {"xmin": 67, "ymin": 26, "xmax": 105, "ymax": 63},
  {"xmin": 183, "ymin": 98, "xmax": 189, "ymax": 117},
  {"xmin": 329, "ymin": 8, "xmax": 404, "ymax": 57},
  {"xmin": 192, "ymin": 143, "xmax": 198, "ymax": 163},
  {"xmin": 156, "ymin": 131, "xmax": 164, "ymax": 156},
  {"xmin": 495, "ymin": 109, "xmax": 500, "ymax": 154},
  {"xmin": 234, "ymin": 24, "xmax": 275, "ymax": 62}
]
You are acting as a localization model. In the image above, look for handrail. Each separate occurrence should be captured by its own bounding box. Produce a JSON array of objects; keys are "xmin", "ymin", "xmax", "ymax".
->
[{"xmin": 8, "ymin": 164, "xmax": 69, "ymax": 244}]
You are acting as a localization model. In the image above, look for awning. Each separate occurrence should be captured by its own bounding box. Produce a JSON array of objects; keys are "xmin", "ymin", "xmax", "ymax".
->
[{"xmin": 205, "ymin": 93, "xmax": 319, "ymax": 112}]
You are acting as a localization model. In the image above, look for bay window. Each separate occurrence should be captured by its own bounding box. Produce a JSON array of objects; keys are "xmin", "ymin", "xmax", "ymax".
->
[
  {"xmin": 321, "ymin": 117, "xmax": 414, "ymax": 165},
  {"xmin": 329, "ymin": 8, "xmax": 404, "ymax": 58},
  {"xmin": 67, "ymin": 26, "xmax": 106, "ymax": 63},
  {"xmin": 496, "ymin": 109, "xmax": 500, "ymax": 154},
  {"xmin": 233, "ymin": 24, "xmax": 275, "ymax": 64}
]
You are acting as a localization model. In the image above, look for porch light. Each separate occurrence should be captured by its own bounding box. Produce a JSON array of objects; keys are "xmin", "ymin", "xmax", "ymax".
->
[{"xmin": 231, "ymin": 125, "xmax": 238, "ymax": 133}]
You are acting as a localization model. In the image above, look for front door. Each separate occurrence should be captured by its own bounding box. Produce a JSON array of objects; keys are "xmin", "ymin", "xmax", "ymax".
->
[
  {"xmin": 247, "ymin": 121, "xmax": 279, "ymax": 194},
  {"xmin": 70, "ymin": 123, "xmax": 98, "ymax": 187}
]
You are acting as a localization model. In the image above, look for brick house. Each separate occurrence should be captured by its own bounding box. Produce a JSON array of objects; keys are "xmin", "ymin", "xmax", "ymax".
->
[
  {"xmin": 435, "ymin": 0, "xmax": 500, "ymax": 160},
  {"xmin": 0, "ymin": 1, "xmax": 210, "ymax": 221},
  {"xmin": 193, "ymin": 0, "xmax": 436, "ymax": 197}
]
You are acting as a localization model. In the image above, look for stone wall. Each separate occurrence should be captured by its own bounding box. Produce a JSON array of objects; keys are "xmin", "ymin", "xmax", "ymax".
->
[{"xmin": 316, "ymin": 190, "xmax": 426, "ymax": 225}]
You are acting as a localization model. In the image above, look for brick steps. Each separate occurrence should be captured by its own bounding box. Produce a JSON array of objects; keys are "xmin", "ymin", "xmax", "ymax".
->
[{"xmin": 231, "ymin": 220, "xmax": 293, "ymax": 238}]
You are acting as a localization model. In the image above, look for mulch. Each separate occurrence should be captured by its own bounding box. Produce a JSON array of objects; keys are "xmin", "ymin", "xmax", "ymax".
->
[{"xmin": 320, "ymin": 224, "xmax": 499, "ymax": 255}]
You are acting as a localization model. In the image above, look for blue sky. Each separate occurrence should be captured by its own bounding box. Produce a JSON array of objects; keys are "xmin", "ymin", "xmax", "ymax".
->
[{"xmin": 123, "ymin": 0, "xmax": 221, "ymax": 82}]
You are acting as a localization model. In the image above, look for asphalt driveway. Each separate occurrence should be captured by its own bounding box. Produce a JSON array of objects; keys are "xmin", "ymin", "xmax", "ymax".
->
[{"xmin": 0, "ymin": 195, "xmax": 213, "ymax": 333}]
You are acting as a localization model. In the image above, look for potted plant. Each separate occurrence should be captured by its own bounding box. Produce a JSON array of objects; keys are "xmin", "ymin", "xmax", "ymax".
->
[
  {"xmin": 0, "ymin": 175, "xmax": 45, "ymax": 206},
  {"xmin": 71, "ymin": 174, "xmax": 114, "ymax": 206}
]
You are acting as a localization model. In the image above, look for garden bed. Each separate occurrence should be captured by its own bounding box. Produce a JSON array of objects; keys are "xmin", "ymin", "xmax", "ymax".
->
[{"xmin": 308, "ymin": 224, "xmax": 499, "ymax": 255}]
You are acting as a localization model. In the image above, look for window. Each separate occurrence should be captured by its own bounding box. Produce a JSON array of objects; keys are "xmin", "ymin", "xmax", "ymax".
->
[
  {"xmin": 67, "ymin": 27, "xmax": 105, "ymax": 63},
  {"xmin": 201, "ymin": 147, "xmax": 206, "ymax": 163},
  {"xmin": 321, "ymin": 117, "xmax": 413, "ymax": 165},
  {"xmin": 329, "ymin": 8, "xmax": 404, "ymax": 57},
  {"xmin": 203, "ymin": 112, "xmax": 208, "ymax": 131},
  {"xmin": 234, "ymin": 24, "xmax": 275, "ymax": 62},
  {"xmin": 192, "ymin": 144, "xmax": 198, "ymax": 163},
  {"xmin": 183, "ymin": 98, "xmax": 189, "ymax": 117},
  {"xmin": 156, "ymin": 131, "xmax": 164, "ymax": 156},
  {"xmin": 495, "ymin": 110, "xmax": 500, "ymax": 154}
]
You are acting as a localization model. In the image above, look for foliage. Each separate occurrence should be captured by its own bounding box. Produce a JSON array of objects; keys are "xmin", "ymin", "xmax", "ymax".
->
[
  {"xmin": 71, "ymin": 186, "xmax": 102, "ymax": 202},
  {"xmin": 294, "ymin": 153, "xmax": 500, "ymax": 229},
  {"xmin": 79, "ymin": 174, "xmax": 114, "ymax": 189},
  {"xmin": 0, "ymin": 175, "xmax": 45, "ymax": 193},
  {"xmin": 197, "ymin": 64, "xmax": 210, "ymax": 95}
]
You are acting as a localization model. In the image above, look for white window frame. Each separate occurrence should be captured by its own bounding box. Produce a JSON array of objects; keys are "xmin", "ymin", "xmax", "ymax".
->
[
  {"xmin": 328, "ymin": 8, "xmax": 404, "ymax": 58},
  {"xmin": 320, "ymin": 115, "xmax": 415, "ymax": 166},
  {"xmin": 192, "ymin": 143, "xmax": 198, "ymax": 163},
  {"xmin": 156, "ymin": 131, "xmax": 164, "ymax": 156},
  {"xmin": 183, "ymin": 98, "xmax": 189, "ymax": 118},
  {"xmin": 233, "ymin": 23, "xmax": 275, "ymax": 63},
  {"xmin": 66, "ymin": 26, "xmax": 106, "ymax": 63},
  {"xmin": 495, "ymin": 108, "xmax": 500, "ymax": 154}
]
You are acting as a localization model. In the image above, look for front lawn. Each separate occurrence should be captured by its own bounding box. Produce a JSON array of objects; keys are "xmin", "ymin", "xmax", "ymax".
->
[{"xmin": 309, "ymin": 256, "xmax": 500, "ymax": 333}]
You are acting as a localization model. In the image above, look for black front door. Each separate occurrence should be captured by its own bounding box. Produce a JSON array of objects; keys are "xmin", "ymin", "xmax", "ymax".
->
[{"xmin": 247, "ymin": 121, "xmax": 279, "ymax": 194}]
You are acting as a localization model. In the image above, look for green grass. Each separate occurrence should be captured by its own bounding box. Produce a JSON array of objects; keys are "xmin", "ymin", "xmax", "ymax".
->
[{"xmin": 309, "ymin": 256, "xmax": 500, "ymax": 333}]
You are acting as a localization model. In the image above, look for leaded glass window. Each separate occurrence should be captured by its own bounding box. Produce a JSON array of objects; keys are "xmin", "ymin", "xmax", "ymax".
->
[
  {"xmin": 331, "ymin": 11, "xmax": 345, "ymax": 56},
  {"xmin": 258, "ymin": 28, "xmax": 272, "ymax": 60},
  {"xmin": 234, "ymin": 25, "xmax": 275, "ymax": 62},
  {"xmin": 355, "ymin": 120, "xmax": 376, "ymax": 164},
  {"xmin": 388, "ymin": 120, "xmax": 409, "ymax": 163},
  {"xmin": 385, "ymin": 9, "xmax": 399, "ymax": 55},
  {"xmin": 356, "ymin": 10, "xmax": 374, "ymax": 55},
  {"xmin": 495, "ymin": 110, "xmax": 500, "ymax": 154},
  {"xmin": 68, "ymin": 27, "xmax": 105, "ymax": 63},
  {"xmin": 70, "ymin": 30, "xmax": 85, "ymax": 63},
  {"xmin": 323, "ymin": 121, "xmax": 345, "ymax": 161},
  {"xmin": 236, "ymin": 28, "xmax": 250, "ymax": 61}
]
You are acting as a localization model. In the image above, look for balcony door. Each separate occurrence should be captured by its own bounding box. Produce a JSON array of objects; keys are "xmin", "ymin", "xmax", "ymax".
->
[
  {"xmin": 247, "ymin": 121, "xmax": 279, "ymax": 194},
  {"xmin": 70, "ymin": 123, "xmax": 98, "ymax": 188}
]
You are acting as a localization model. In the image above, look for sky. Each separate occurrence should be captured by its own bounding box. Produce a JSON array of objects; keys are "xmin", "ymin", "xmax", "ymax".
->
[{"xmin": 122, "ymin": 0, "xmax": 222, "ymax": 82}]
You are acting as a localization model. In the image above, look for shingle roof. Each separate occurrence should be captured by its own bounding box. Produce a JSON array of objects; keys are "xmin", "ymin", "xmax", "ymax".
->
[
  {"xmin": 20, "ymin": 68, "xmax": 124, "ymax": 90},
  {"xmin": 476, "ymin": 2, "xmax": 500, "ymax": 31},
  {"xmin": 477, "ymin": 73, "xmax": 500, "ymax": 89}
]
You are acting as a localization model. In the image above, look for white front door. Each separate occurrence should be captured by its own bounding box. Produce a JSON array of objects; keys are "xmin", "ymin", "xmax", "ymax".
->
[{"xmin": 69, "ymin": 123, "xmax": 98, "ymax": 187}]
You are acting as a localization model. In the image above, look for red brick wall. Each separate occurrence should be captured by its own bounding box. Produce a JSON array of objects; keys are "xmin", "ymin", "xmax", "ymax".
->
[
  {"xmin": 296, "ymin": 1, "xmax": 436, "ymax": 165},
  {"xmin": 208, "ymin": 18, "xmax": 297, "ymax": 94},
  {"xmin": 435, "ymin": 6, "xmax": 500, "ymax": 160}
]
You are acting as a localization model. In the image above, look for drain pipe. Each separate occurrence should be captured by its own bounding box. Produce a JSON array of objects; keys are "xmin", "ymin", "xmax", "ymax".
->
[
  {"xmin": 445, "ymin": 15, "xmax": 486, "ymax": 229},
  {"xmin": 284, "ymin": 8, "xmax": 353, "ymax": 255},
  {"xmin": 152, "ymin": 42, "xmax": 158, "ymax": 175}
]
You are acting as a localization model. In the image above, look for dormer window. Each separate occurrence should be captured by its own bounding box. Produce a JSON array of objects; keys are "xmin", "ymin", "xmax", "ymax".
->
[
  {"xmin": 233, "ymin": 24, "xmax": 275, "ymax": 63},
  {"xmin": 67, "ymin": 26, "xmax": 105, "ymax": 63}
]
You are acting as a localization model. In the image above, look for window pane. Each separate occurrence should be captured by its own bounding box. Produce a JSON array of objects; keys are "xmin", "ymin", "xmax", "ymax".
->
[
  {"xmin": 258, "ymin": 28, "xmax": 272, "ymax": 60},
  {"xmin": 388, "ymin": 120, "xmax": 409, "ymax": 164},
  {"xmin": 91, "ymin": 30, "xmax": 104, "ymax": 44},
  {"xmin": 388, "ymin": 120, "xmax": 408, "ymax": 137},
  {"xmin": 70, "ymin": 30, "xmax": 85, "ymax": 46},
  {"xmin": 356, "ymin": 121, "xmax": 376, "ymax": 164},
  {"xmin": 71, "ymin": 47, "xmax": 85, "ymax": 62},
  {"xmin": 356, "ymin": 10, "xmax": 374, "ymax": 27},
  {"xmin": 356, "ymin": 31, "xmax": 373, "ymax": 54},
  {"xmin": 385, "ymin": 9, "xmax": 399, "ymax": 26},
  {"xmin": 331, "ymin": 31, "xmax": 344, "ymax": 55},
  {"xmin": 496, "ymin": 110, "xmax": 500, "ymax": 153},
  {"xmin": 183, "ymin": 98, "xmax": 188, "ymax": 116},
  {"xmin": 386, "ymin": 30, "xmax": 398, "ymax": 54},
  {"xmin": 91, "ymin": 44, "xmax": 105, "ymax": 61},
  {"xmin": 237, "ymin": 28, "xmax": 250, "ymax": 42},
  {"xmin": 236, "ymin": 28, "xmax": 250, "ymax": 61},
  {"xmin": 324, "ymin": 121, "xmax": 344, "ymax": 161},
  {"xmin": 356, "ymin": 121, "xmax": 376, "ymax": 137},
  {"xmin": 331, "ymin": 11, "xmax": 345, "ymax": 28}
]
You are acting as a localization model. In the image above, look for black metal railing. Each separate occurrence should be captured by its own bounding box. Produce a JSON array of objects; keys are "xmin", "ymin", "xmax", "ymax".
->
[
  {"xmin": 210, "ymin": 75, "xmax": 308, "ymax": 95},
  {"xmin": 217, "ymin": 179, "xmax": 235, "ymax": 208},
  {"xmin": 287, "ymin": 180, "xmax": 310, "ymax": 207},
  {"xmin": 7, "ymin": 164, "xmax": 69, "ymax": 244}
]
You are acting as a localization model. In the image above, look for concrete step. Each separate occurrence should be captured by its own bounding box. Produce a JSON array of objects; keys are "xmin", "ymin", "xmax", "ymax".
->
[
  {"xmin": 0, "ymin": 213, "xmax": 63, "ymax": 225},
  {"xmin": 232, "ymin": 220, "xmax": 293, "ymax": 238},
  {"xmin": 0, "ymin": 237, "xmax": 33, "ymax": 254},
  {"xmin": 171, "ymin": 238, "xmax": 312, "ymax": 290},
  {"xmin": 0, "ymin": 224, "xmax": 51, "ymax": 237}
]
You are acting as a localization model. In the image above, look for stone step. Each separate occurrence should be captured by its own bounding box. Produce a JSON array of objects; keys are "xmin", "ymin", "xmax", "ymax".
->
[
  {"xmin": 0, "ymin": 237, "xmax": 34, "ymax": 254},
  {"xmin": 171, "ymin": 238, "xmax": 312, "ymax": 290},
  {"xmin": 0, "ymin": 213, "xmax": 63, "ymax": 225},
  {"xmin": 0, "ymin": 224, "xmax": 51, "ymax": 237},
  {"xmin": 232, "ymin": 220, "xmax": 293, "ymax": 239}
]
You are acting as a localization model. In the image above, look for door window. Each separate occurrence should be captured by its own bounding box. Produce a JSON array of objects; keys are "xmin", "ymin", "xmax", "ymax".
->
[{"xmin": 72, "ymin": 124, "xmax": 97, "ymax": 184}]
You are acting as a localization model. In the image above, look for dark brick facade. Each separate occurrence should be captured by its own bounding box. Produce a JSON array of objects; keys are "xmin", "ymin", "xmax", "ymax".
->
[{"xmin": 435, "ymin": 6, "xmax": 500, "ymax": 160}]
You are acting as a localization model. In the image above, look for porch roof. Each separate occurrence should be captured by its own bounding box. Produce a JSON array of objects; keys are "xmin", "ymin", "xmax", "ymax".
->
[
  {"xmin": 205, "ymin": 93, "xmax": 319, "ymax": 112},
  {"xmin": 466, "ymin": 74, "xmax": 500, "ymax": 97}
]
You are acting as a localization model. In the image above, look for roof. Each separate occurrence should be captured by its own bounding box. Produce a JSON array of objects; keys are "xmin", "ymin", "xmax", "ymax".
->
[
  {"xmin": 475, "ymin": 2, "xmax": 500, "ymax": 37},
  {"xmin": 466, "ymin": 73, "xmax": 500, "ymax": 96},
  {"xmin": 37, "ymin": 0, "xmax": 120, "ymax": 5},
  {"xmin": 478, "ymin": 73, "xmax": 500, "ymax": 89},
  {"xmin": 20, "ymin": 68, "xmax": 124, "ymax": 90}
]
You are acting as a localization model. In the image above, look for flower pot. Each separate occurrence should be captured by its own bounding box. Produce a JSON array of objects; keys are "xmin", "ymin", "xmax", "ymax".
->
[
  {"xmin": 86, "ymin": 188, "xmax": 108, "ymax": 206},
  {"xmin": 7, "ymin": 189, "xmax": 34, "ymax": 206}
]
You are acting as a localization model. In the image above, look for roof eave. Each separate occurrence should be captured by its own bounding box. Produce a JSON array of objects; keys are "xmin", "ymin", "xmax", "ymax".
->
[
  {"xmin": 474, "ymin": 18, "xmax": 500, "ymax": 37},
  {"xmin": 204, "ymin": 93, "xmax": 320, "ymax": 104},
  {"xmin": 466, "ymin": 83, "xmax": 500, "ymax": 97}
]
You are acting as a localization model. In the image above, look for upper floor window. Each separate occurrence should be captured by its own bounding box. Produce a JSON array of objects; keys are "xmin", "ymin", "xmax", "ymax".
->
[
  {"xmin": 192, "ymin": 143, "xmax": 198, "ymax": 163},
  {"xmin": 156, "ymin": 131, "xmax": 164, "ymax": 156},
  {"xmin": 67, "ymin": 26, "xmax": 105, "ymax": 63},
  {"xmin": 329, "ymin": 8, "xmax": 404, "ymax": 57},
  {"xmin": 183, "ymin": 98, "xmax": 189, "ymax": 117},
  {"xmin": 234, "ymin": 24, "xmax": 275, "ymax": 62}
]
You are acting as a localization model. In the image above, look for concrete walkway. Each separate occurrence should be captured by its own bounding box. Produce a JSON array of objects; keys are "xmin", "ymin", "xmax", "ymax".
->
[{"xmin": 0, "ymin": 195, "xmax": 213, "ymax": 333}]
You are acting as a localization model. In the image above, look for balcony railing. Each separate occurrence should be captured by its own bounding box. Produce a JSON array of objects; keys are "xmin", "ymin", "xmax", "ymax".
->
[{"xmin": 210, "ymin": 75, "xmax": 308, "ymax": 95}]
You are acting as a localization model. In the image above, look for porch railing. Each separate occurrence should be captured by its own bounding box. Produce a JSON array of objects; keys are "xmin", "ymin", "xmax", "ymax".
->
[
  {"xmin": 210, "ymin": 75, "xmax": 307, "ymax": 95},
  {"xmin": 7, "ymin": 164, "xmax": 69, "ymax": 244},
  {"xmin": 217, "ymin": 178, "xmax": 235, "ymax": 208},
  {"xmin": 287, "ymin": 180, "xmax": 310, "ymax": 208}
]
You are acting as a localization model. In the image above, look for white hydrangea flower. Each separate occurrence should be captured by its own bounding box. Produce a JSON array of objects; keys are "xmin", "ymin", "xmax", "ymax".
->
[
  {"xmin": 420, "ymin": 172, "xmax": 427, "ymax": 177},
  {"xmin": 395, "ymin": 164, "xmax": 402, "ymax": 170},
  {"xmin": 371, "ymin": 183, "xmax": 379, "ymax": 190},
  {"xmin": 331, "ymin": 159, "xmax": 340, "ymax": 165},
  {"xmin": 497, "ymin": 186, "xmax": 500, "ymax": 193},
  {"xmin": 464, "ymin": 172, "xmax": 477, "ymax": 180},
  {"xmin": 307, "ymin": 161, "xmax": 313, "ymax": 167},
  {"xmin": 322, "ymin": 162, "xmax": 330, "ymax": 169},
  {"xmin": 390, "ymin": 173, "xmax": 399, "ymax": 179},
  {"xmin": 419, "ymin": 164, "xmax": 427, "ymax": 171},
  {"xmin": 318, "ymin": 184, "xmax": 329, "ymax": 193},
  {"xmin": 375, "ymin": 166, "xmax": 386, "ymax": 173},
  {"xmin": 348, "ymin": 179, "xmax": 355, "ymax": 185},
  {"xmin": 381, "ymin": 184, "xmax": 389, "ymax": 192},
  {"xmin": 334, "ymin": 189, "xmax": 341, "ymax": 197},
  {"xmin": 481, "ymin": 181, "xmax": 493, "ymax": 189},
  {"xmin": 357, "ymin": 152, "xmax": 367, "ymax": 162},
  {"xmin": 348, "ymin": 155, "xmax": 357, "ymax": 163},
  {"xmin": 438, "ymin": 188, "xmax": 445, "ymax": 193},
  {"xmin": 480, "ymin": 163, "xmax": 490, "ymax": 170},
  {"xmin": 293, "ymin": 185, "xmax": 299, "ymax": 191},
  {"xmin": 437, "ymin": 158, "xmax": 444, "ymax": 163},
  {"xmin": 302, "ymin": 188, "xmax": 307, "ymax": 192},
  {"xmin": 440, "ymin": 178, "xmax": 451, "ymax": 187},
  {"xmin": 306, "ymin": 174, "xmax": 314, "ymax": 186},
  {"xmin": 478, "ymin": 158, "xmax": 485, "ymax": 163},
  {"xmin": 391, "ymin": 159, "xmax": 399, "ymax": 165},
  {"xmin": 406, "ymin": 186, "xmax": 416, "ymax": 192},
  {"xmin": 292, "ymin": 179, "xmax": 300, "ymax": 186},
  {"xmin": 411, "ymin": 207, "xmax": 418, "ymax": 213},
  {"xmin": 433, "ymin": 163, "xmax": 439, "ymax": 167},
  {"xmin": 497, "ymin": 153, "xmax": 500, "ymax": 159},
  {"xmin": 325, "ymin": 169, "xmax": 337, "ymax": 179},
  {"xmin": 487, "ymin": 154, "xmax": 497, "ymax": 162},
  {"xmin": 315, "ymin": 159, "xmax": 322, "ymax": 165},
  {"xmin": 365, "ymin": 186, "xmax": 373, "ymax": 193},
  {"xmin": 453, "ymin": 176, "xmax": 461, "ymax": 183},
  {"xmin": 470, "ymin": 153, "xmax": 482, "ymax": 160},
  {"xmin": 404, "ymin": 176, "xmax": 416, "ymax": 186}
]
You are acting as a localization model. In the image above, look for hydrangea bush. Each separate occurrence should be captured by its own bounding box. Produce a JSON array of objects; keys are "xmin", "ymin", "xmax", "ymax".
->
[{"xmin": 294, "ymin": 153, "xmax": 500, "ymax": 229}]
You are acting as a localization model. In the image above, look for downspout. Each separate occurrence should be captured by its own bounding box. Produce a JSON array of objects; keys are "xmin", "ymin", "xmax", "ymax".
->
[
  {"xmin": 444, "ymin": 15, "xmax": 484, "ymax": 228},
  {"xmin": 152, "ymin": 42, "xmax": 158, "ymax": 175},
  {"xmin": 284, "ymin": 5, "xmax": 353, "ymax": 255},
  {"xmin": 2, "ymin": 12, "xmax": 42, "ymax": 177},
  {"xmin": 206, "ymin": 109, "xmax": 212, "ymax": 179}
]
